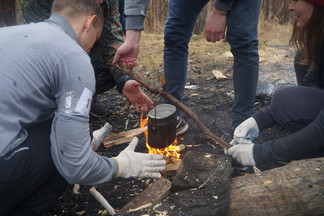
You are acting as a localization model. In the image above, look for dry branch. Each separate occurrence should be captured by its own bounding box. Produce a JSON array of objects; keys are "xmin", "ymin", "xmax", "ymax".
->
[
  {"xmin": 120, "ymin": 65, "xmax": 231, "ymax": 149},
  {"xmin": 89, "ymin": 187, "xmax": 116, "ymax": 215}
]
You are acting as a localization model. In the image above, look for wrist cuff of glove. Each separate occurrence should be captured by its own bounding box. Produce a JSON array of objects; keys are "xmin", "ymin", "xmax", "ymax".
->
[{"xmin": 112, "ymin": 157, "xmax": 121, "ymax": 177}]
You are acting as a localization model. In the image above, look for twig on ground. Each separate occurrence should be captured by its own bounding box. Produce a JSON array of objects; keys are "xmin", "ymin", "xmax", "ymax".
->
[{"xmin": 89, "ymin": 187, "xmax": 116, "ymax": 215}]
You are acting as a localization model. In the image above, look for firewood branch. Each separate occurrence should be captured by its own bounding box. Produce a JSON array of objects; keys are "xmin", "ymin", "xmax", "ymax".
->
[{"xmin": 121, "ymin": 65, "xmax": 231, "ymax": 149}]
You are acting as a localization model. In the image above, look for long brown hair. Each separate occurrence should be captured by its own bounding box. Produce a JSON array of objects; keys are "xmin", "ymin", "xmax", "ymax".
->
[{"xmin": 290, "ymin": 4, "xmax": 324, "ymax": 70}]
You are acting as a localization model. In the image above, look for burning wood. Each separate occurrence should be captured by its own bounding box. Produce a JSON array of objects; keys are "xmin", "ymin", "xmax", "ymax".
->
[
  {"xmin": 164, "ymin": 160, "xmax": 181, "ymax": 172},
  {"xmin": 140, "ymin": 113, "xmax": 181, "ymax": 162},
  {"xmin": 102, "ymin": 127, "xmax": 146, "ymax": 148}
]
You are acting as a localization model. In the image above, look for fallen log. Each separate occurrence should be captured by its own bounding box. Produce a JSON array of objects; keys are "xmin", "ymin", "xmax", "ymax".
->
[
  {"xmin": 228, "ymin": 157, "xmax": 324, "ymax": 215},
  {"xmin": 119, "ymin": 65, "xmax": 231, "ymax": 149}
]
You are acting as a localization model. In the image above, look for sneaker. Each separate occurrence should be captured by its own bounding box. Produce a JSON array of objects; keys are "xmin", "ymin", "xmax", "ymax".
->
[
  {"xmin": 90, "ymin": 96, "xmax": 111, "ymax": 118},
  {"xmin": 176, "ymin": 115, "xmax": 189, "ymax": 136}
]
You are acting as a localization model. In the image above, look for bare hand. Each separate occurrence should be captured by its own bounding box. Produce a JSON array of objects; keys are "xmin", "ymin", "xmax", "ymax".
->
[
  {"xmin": 205, "ymin": 8, "xmax": 228, "ymax": 42},
  {"xmin": 122, "ymin": 80, "xmax": 154, "ymax": 112},
  {"xmin": 113, "ymin": 30, "xmax": 141, "ymax": 69}
]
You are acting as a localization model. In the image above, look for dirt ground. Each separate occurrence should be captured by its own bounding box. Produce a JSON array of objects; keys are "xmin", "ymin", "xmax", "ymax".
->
[{"xmin": 48, "ymin": 23, "xmax": 295, "ymax": 215}]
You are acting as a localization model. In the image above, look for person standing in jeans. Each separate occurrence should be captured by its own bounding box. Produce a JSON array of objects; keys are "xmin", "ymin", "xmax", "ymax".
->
[{"xmin": 113, "ymin": 0, "xmax": 261, "ymax": 135}]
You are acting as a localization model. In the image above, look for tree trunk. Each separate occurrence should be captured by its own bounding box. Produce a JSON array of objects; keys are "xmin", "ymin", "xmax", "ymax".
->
[
  {"xmin": 0, "ymin": 0, "xmax": 21, "ymax": 26},
  {"xmin": 261, "ymin": 0, "xmax": 293, "ymax": 24},
  {"xmin": 229, "ymin": 157, "xmax": 324, "ymax": 215}
]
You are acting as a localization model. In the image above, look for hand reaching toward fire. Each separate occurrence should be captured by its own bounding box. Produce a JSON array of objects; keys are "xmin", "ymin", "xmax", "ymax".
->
[
  {"xmin": 113, "ymin": 137, "xmax": 166, "ymax": 178},
  {"xmin": 122, "ymin": 80, "xmax": 154, "ymax": 112}
]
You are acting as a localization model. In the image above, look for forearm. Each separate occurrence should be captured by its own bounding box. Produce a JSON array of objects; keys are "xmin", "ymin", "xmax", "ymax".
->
[
  {"xmin": 50, "ymin": 114, "xmax": 119, "ymax": 185},
  {"xmin": 253, "ymin": 106, "xmax": 277, "ymax": 131}
]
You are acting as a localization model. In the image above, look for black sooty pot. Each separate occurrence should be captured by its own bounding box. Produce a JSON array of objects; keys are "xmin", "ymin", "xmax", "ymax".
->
[{"xmin": 148, "ymin": 104, "xmax": 177, "ymax": 149}]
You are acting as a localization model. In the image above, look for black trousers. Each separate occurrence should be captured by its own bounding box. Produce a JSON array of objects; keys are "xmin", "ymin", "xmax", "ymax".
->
[{"xmin": 0, "ymin": 119, "xmax": 68, "ymax": 216}]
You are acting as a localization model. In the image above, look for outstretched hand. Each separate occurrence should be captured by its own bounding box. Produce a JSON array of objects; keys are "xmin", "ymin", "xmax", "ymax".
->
[
  {"xmin": 114, "ymin": 137, "xmax": 166, "ymax": 178},
  {"xmin": 113, "ymin": 30, "xmax": 141, "ymax": 69},
  {"xmin": 122, "ymin": 80, "xmax": 154, "ymax": 112}
]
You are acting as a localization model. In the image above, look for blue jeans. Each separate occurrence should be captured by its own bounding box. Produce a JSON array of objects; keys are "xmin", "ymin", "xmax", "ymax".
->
[{"xmin": 164, "ymin": 0, "xmax": 261, "ymax": 128}]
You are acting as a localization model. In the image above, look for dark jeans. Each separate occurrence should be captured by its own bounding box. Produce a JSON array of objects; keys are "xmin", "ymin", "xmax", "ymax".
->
[
  {"xmin": 254, "ymin": 59, "xmax": 324, "ymax": 132},
  {"xmin": 163, "ymin": 0, "xmax": 261, "ymax": 128},
  {"xmin": 118, "ymin": 0, "xmax": 126, "ymax": 34},
  {"xmin": 271, "ymin": 86, "xmax": 324, "ymax": 132},
  {"xmin": 0, "ymin": 119, "xmax": 68, "ymax": 216}
]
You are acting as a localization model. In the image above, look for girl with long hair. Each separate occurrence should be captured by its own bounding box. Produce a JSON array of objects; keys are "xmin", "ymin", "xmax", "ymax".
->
[{"xmin": 228, "ymin": 0, "xmax": 324, "ymax": 167}]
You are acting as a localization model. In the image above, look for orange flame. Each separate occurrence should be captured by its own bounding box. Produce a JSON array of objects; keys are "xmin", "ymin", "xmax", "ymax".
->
[{"xmin": 140, "ymin": 113, "xmax": 181, "ymax": 160}]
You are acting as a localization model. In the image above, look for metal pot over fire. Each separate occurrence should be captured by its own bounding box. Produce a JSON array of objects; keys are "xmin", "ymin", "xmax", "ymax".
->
[{"xmin": 148, "ymin": 104, "xmax": 177, "ymax": 149}]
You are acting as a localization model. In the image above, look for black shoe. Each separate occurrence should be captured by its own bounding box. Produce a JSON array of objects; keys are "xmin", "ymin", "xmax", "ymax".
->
[
  {"xmin": 90, "ymin": 97, "xmax": 111, "ymax": 118},
  {"xmin": 176, "ymin": 115, "xmax": 189, "ymax": 136}
]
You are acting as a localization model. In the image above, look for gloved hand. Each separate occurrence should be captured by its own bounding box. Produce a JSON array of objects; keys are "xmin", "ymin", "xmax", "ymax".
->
[
  {"xmin": 223, "ymin": 139, "xmax": 238, "ymax": 154},
  {"xmin": 233, "ymin": 117, "xmax": 259, "ymax": 144},
  {"xmin": 90, "ymin": 123, "xmax": 112, "ymax": 151},
  {"xmin": 228, "ymin": 144, "xmax": 256, "ymax": 166},
  {"xmin": 114, "ymin": 137, "xmax": 166, "ymax": 178}
]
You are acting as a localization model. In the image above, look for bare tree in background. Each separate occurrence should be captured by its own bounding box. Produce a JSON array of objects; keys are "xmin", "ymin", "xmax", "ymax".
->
[
  {"xmin": 0, "ymin": 0, "xmax": 17, "ymax": 26},
  {"xmin": 144, "ymin": 0, "xmax": 168, "ymax": 33},
  {"xmin": 261, "ymin": 0, "xmax": 293, "ymax": 24},
  {"xmin": 1, "ymin": 0, "xmax": 292, "ymax": 31},
  {"xmin": 143, "ymin": 0, "xmax": 293, "ymax": 34}
]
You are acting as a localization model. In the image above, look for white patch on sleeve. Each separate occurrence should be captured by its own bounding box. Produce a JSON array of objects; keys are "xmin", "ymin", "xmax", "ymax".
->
[
  {"xmin": 74, "ymin": 87, "xmax": 93, "ymax": 116},
  {"xmin": 64, "ymin": 91, "xmax": 74, "ymax": 114}
]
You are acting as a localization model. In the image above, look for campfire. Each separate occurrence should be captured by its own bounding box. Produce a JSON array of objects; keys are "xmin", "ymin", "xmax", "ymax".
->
[{"xmin": 140, "ymin": 113, "xmax": 181, "ymax": 161}]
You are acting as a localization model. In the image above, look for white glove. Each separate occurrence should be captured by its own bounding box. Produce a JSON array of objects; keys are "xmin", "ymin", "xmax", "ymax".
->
[
  {"xmin": 233, "ymin": 117, "xmax": 259, "ymax": 144},
  {"xmin": 114, "ymin": 137, "xmax": 166, "ymax": 178},
  {"xmin": 223, "ymin": 139, "xmax": 238, "ymax": 154},
  {"xmin": 228, "ymin": 144, "xmax": 256, "ymax": 166},
  {"xmin": 90, "ymin": 123, "xmax": 112, "ymax": 151}
]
